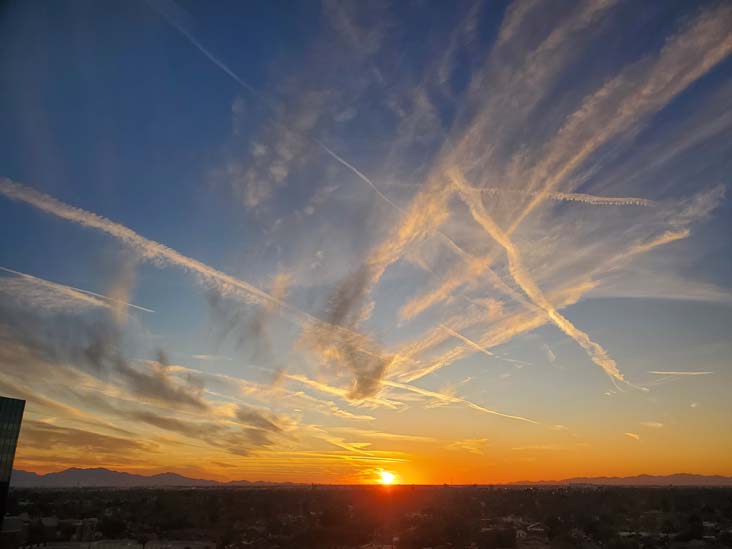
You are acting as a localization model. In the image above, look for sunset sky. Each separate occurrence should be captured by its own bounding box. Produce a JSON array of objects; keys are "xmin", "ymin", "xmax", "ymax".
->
[{"xmin": 1, "ymin": 0, "xmax": 731, "ymax": 485}]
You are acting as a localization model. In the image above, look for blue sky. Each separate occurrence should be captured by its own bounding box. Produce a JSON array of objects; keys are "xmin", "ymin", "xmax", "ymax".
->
[{"xmin": 1, "ymin": 0, "xmax": 731, "ymax": 483}]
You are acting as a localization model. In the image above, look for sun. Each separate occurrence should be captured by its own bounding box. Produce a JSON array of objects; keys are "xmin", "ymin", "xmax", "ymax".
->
[{"xmin": 379, "ymin": 470, "xmax": 396, "ymax": 485}]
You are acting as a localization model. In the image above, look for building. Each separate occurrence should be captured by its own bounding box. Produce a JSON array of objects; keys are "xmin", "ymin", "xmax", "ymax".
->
[{"xmin": 0, "ymin": 396, "xmax": 25, "ymax": 520}]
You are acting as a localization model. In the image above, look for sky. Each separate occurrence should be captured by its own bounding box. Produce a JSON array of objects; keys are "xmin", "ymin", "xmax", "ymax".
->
[{"xmin": 0, "ymin": 0, "xmax": 731, "ymax": 485}]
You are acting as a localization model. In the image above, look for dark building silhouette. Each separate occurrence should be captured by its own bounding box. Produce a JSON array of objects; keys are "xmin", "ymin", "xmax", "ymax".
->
[{"xmin": 0, "ymin": 396, "xmax": 25, "ymax": 521}]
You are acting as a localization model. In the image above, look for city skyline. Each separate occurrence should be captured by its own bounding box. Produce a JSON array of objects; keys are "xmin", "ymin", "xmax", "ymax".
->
[{"xmin": 1, "ymin": 0, "xmax": 731, "ymax": 485}]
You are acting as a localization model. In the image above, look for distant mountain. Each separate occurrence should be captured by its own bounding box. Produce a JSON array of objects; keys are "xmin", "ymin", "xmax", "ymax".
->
[
  {"xmin": 11, "ymin": 470, "xmax": 43, "ymax": 486},
  {"xmin": 11, "ymin": 468, "xmax": 732, "ymax": 488},
  {"xmin": 511, "ymin": 474, "xmax": 732, "ymax": 487},
  {"xmin": 10, "ymin": 468, "xmax": 265, "ymax": 488}
]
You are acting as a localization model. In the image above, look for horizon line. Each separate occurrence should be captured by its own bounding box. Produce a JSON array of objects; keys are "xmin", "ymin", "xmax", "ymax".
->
[{"xmin": 12, "ymin": 467, "xmax": 732, "ymax": 487}]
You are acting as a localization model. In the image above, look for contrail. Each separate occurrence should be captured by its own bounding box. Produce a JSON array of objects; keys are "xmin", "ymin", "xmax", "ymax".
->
[
  {"xmin": 320, "ymin": 142, "xmax": 535, "ymax": 312},
  {"xmin": 389, "ymin": 182, "xmax": 656, "ymax": 207},
  {"xmin": 440, "ymin": 324, "xmax": 496, "ymax": 358},
  {"xmin": 0, "ymin": 265, "xmax": 154, "ymax": 313},
  {"xmin": 0, "ymin": 178, "xmax": 437, "ymax": 401},
  {"xmin": 450, "ymin": 170, "xmax": 625, "ymax": 382},
  {"xmin": 147, "ymin": 0, "xmax": 373, "ymax": 187},
  {"xmin": 399, "ymin": 214, "xmax": 705, "ymax": 384},
  {"xmin": 440, "ymin": 323, "xmax": 532, "ymax": 369},
  {"xmin": 382, "ymin": 380, "xmax": 537, "ymax": 424},
  {"xmin": 547, "ymin": 191, "xmax": 654, "ymax": 207},
  {"xmin": 414, "ymin": 3, "xmax": 732, "ymax": 335},
  {"xmin": 168, "ymin": 364, "xmax": 378, "ymax": 421},
  {"xmin": 146, "ymin": 0, "xmax": 258, "ymax": 95},
  {"xmin": 0, "ymin": 178, "xmax": 366, "ymax": 338},
  {"xmin": 316, "ymin": 146, "xmax": 542, "ymax": 358},
  {"xmin": 648, "ymin": 370, "xmax": 713, "ymax": 376},
  {"xmin": 124, "ymin": 1, "xmax": 728, "ymax": 394},
  {"xmin": 507, "ymin": 3, "xmax": 732, "ymax": 232},
  {"xmin": 281, "ymin": 372, "xmax": 402, "ymax": 410},
  {"xmin": 146, "ymin": 0, "xmax": 509, "ymax": 295},
  {"xmin": 144, "ymin": 0, "xmax": 540, "ymax": 353},
  {"xmin": 479, "ymin": 186, "xmax": 656, "ymax": 207},
  {"xmin": 0, "ymin": 180, "xmax": 404, "ymax": 384},
  {"xmin": 317, "ymin": 141, "xmax": 405, "ymax": 213}
]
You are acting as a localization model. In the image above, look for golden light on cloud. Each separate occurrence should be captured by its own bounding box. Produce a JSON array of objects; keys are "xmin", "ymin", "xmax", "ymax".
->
[{"xmin": 379, "ymin": 470, "xmax": 396, "ymax": 485}]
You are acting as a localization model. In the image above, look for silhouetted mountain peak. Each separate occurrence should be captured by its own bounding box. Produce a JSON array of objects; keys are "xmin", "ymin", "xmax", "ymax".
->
[
  {"xmin": 11, "ymin": 468, "xmax": 225, "ymax": 488},
  {"xmin": 511, "ymin": 473, "xmax": 732, "ymax": 486}
]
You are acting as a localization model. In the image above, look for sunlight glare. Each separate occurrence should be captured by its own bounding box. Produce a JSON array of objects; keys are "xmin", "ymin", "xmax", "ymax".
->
[{"xmin": 379, "ymin": 470, "xmax": 396, "ymax": 485}]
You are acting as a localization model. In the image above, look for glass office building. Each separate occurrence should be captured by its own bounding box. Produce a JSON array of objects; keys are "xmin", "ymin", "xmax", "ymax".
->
[{"xmin": 0, "ymin": 397, "xmax": 25, "ymax": 520}]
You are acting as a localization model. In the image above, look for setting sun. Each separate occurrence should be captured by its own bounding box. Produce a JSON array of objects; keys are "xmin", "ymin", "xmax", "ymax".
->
[{"xmin": 379, "ymin": 470, "xmax": 396, "ymax": 485}]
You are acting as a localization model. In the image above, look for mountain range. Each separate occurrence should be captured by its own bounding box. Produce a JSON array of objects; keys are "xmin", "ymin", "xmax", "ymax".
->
[
  {"xmin": 510, "ymin": 474, "xmax": 732, "ymax": 487},
  {"xmin": 10, "ymin": 469, "xmax": 732, "ymax": 488},
  {"xmin": 10, "ymin": 468, "xmax": 284, "ymax": 488}
]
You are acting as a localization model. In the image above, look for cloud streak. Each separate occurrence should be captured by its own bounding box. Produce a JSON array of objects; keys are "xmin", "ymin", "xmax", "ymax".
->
[
  {"xmin": 648, "ymin": 371, "xmax": 713, "ymax": 376},
  {"xmin": 146, "ymin": 0, "xmax": 258, "ymax": 95},
  {"xmin": 0, "ymin": 179, "xmax": 297, "ymax": 313},
  {"xmin": 478, "ymin": 186, "xmax": 656, "ymax": 207},
  {"xmin": 382, "ymin": 380, "xmax": 537, "ymax": 424},
  {"xmin": 0, "ymin": 266, "xmax": 153, "ymax": 313}
]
